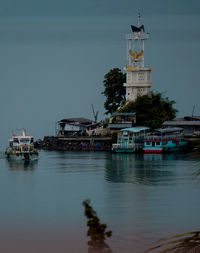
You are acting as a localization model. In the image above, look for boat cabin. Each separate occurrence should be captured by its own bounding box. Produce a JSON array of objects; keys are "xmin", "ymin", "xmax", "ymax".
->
[
  {"xmin": 143, "ymin": 127, "xmax": 187, "ymax": 153},
  {"xmin": 9, "ymin": 130, "xmax": 34, "ymax": 152},
  {"xmin": 5, "ymin": 129, "xmax": 38, "ymax": 160},
  {"xmin": 112, "ymin": 126, "xmax": 149, "ymax": 152}
]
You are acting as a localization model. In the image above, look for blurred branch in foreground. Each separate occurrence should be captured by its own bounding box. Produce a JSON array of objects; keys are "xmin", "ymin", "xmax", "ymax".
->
[
  {"xmin": 82, "ymin": 199, "xmax": 112, "ymax": 253},
  {"xmin": 194, "ymin": 169, "xmax": 200, "ymax": 181},
  {"xmin": 147, "ymin": 231, "xmax": 200, "ymax": 253},
  {"xmin": 147, "ymin": 167, "xmax": 200, "ymax": 253}
]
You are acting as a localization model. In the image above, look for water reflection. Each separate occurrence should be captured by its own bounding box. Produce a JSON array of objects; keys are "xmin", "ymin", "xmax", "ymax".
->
[
  {"xmin": 105, "ymin": 153, "xmax": 179, "ymax": 185},
  {"xmin": 6, "ymin": 159, "xmax": 37, "ymax": 171},
  {"xmin": 143, "ymin": 153, "xmax": 163, "ymax": 161},
  {"xmin": 143, "ymin": 152, "xmax": 187, "ymax": 161}
]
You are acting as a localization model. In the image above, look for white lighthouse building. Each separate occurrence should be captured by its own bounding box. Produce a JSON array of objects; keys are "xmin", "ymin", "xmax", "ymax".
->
[{"xmin": 124, "ymin": 14, "xmax": 153, "ymax": 102}]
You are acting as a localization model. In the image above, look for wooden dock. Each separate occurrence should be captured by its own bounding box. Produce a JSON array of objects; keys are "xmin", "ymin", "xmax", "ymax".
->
[{"xmin": 36, "ymin": 136, "xmax": 113, "ymax": 151}]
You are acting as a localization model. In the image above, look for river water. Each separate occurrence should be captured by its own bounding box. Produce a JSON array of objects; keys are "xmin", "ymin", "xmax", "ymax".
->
[{"xmin": 0, "ymin": 150, "xmax": 200, "ymax": 252}]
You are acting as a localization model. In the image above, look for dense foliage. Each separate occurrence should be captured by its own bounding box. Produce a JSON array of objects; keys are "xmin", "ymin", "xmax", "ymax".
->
[
  {"xmin": 119, "ymin": 92, "xmax": 177, "ymax": 129},
  {"xmin": 102, "ymin": 68, "xmax": 126, "ymax": 115}
]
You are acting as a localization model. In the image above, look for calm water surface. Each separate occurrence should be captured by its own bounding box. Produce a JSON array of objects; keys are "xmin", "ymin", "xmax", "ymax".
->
[{"xmin": 0, "ymin": 150, "xmax": 200, "ymax": 253}]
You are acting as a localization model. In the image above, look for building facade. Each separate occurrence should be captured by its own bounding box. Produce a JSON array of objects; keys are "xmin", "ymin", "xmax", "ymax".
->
[
  {"xmin": 108, "ymin": 112, "xmax": 136, "ymax": 130},
  {"xmin": 163, "ymin": 116, "xmax": 200, "ymax": 135},
  {"xmin": 56, "ymin": 118, "xmax": 93, "ymax": 136}
]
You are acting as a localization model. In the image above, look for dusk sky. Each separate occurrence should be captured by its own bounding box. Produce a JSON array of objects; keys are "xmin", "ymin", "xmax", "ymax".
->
[
  {"xmin": 0, "ymin": 3, "xmax": 200, "ymax": 251},
  {"xmin": 0, "ymin": 0, "xmax": 199, "ymax": 16},
  {"xmin": 0, "ymin": 0, "xmax": 200, "ymax": 145}
]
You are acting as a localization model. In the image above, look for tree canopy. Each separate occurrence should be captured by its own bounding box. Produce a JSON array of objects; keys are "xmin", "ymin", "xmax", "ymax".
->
[
  {"xmin": 102, "ymin": 68, "xmax": 126, "ymax": 115},
  {"xmin": 118, "ymin": 92, "xmax": 177, "ymax": 129}
]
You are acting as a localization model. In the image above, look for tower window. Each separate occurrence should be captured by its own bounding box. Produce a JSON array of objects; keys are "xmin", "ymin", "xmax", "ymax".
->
[
  {"xmin": 127, "ymin": 72, "xmax": 132, "ymax": 82},
  {"xmin": 138, "ymin": 71, "xmax": 145, "ymax": 81}
]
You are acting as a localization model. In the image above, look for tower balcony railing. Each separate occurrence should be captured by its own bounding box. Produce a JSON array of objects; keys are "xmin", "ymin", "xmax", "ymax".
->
[
  {"xmin": 126, "ymin": 33, "xmax": 149, "ymax": 40},
  {"xmin": 108, "ymin": 123, "xmax": 133, "ymax": 129}
]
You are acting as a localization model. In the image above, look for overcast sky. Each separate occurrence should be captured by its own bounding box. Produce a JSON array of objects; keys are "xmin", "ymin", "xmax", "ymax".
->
[
  {"xmin": 0, "ymin": 0, "xmax": 200, "ymax": 144},
  {"xmin": 0, "ymin": 0, "xmax": 200, "ymax": 16}
]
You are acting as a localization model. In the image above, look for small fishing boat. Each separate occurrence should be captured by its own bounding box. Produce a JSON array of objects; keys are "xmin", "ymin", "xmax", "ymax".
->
[
  {"xmin": 143, "ymin": 127, "xmax": 187, "ymax": 153},
  {"xmin": 5, "ymin": 129, "xmax": 39, "ymax": 160},
  {"xmin": 112, "ymin": 126, "xmax": 150, "ymax": 153}
]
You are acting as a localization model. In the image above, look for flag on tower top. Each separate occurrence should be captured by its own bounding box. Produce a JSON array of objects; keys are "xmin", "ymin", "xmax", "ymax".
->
[{"xmin": 130, "ymin": 25, "xmax": 145, "ymax": 33}]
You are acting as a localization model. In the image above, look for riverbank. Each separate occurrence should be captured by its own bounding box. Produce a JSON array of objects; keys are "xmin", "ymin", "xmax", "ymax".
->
[
  {"xmin": 34, "ymin": 134, "xmax": 200, "ymax": 152},
  {"xmin": 184, "ymin": 135, "xmax": 200, "ymax": 151},
  {"xmin": 35, "ymin": 136, "xmax": 113, "ymax": 151}
]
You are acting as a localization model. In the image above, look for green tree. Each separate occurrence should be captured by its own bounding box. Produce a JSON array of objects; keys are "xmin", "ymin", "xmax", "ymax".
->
[
  {"xmin": 119, "ymin": 91, "xmax": 177, "ymax": 129},
  {"xmin": 102, "ymin": 68, "xmax": 126, "ymax": 115}
]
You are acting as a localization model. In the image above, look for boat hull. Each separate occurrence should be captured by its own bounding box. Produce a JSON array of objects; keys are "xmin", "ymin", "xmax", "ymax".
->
[
  {"xmin": 113, "ymin": 149, "xmax": 136, "ymax": 153},
  {"xmin": 5, "ymin": 151, "xmax": 39, "ymax": 161},
  {"xmin": 143, "ymin": 144, "xmax": 187, "ymax": 153},
  {"xmin": 144, "ymin": 149, "xmax": 162, "ymax": 153},
  {"xmin": 112, "ymin": 146, "xmax": 143, "ymax": 153},
  {"xmin": 143, "ymin": 128, "xmax": 187, "ymax": 153}
]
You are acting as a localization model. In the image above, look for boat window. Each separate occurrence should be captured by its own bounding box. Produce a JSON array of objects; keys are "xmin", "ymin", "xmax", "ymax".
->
[
  {"xmin": 152, "ymin": 142, "xmax": 155, "ymax": 147},
  {"xmin": 156, "ymin": 142, "xmax": 160, "ymax": 146},
  {"xmin": 31, "ymin": 138, "xmax": 34, "ymax": 143},
  {"xmin": 13, "ymin": 138, "xmax": 19, "ymax": 143},
  {"xmin": 20, "ymin": 138, "xmax": 30, "ymax": 143},
  {"xmin": 145, "ymin": 141, "xmax": 151, "ymax": 145},
  {"xmin": 122, "ymin": 137, "xmax": 128, "ymax": 140}
]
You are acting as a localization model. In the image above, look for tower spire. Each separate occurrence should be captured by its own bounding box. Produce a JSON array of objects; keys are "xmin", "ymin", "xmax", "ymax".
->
[
  {"xmin": 124, "ymin": 15, "xmax": 153, "ymax": 102},
  {"xmin": 137, "ymin": 12, "xmax": 141, "ymax": 27},
  {"xmin": 127, "ymin": 14, "xmax": 148, "ymax": 67}
]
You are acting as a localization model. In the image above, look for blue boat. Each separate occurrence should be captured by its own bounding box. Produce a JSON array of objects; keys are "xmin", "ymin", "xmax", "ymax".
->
[
  {"xmin": 143, "ymin": 127, "xmax": 187, "ymax": 153},
  {"xmin": 112, "ymin": 126, "xmax": 150, "ymax": 153}
]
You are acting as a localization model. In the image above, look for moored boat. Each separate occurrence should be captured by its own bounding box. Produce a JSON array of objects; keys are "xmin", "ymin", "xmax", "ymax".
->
[
  {"xmin": 5, "ymin": 129, "xmax": 39, "ymax": 160},
  {"xmin": 143, "ymin": 127, "xmax": 187, "ymax": 153},
  {"xmin": 112, "ymin": 126, "xmax": 150, "ymax": 153}
]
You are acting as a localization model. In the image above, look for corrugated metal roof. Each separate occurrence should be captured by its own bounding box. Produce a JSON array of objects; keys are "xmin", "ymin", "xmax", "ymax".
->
[
  {"xmin": 108, "ymin": 123, "xmax": 132, "ymax": 129},
  {"xmin": 163, "ymin": 121, "xmax": 200, "ymax": 126},
  {"xmin": 58, "ymin": 118, "xmax": 93, "ymax": 124},
  {"xmin": 120, "ymin": 126, "xmax": 149, "ymax": 133},
  {"xmin": 184, "ymin": 116, "xmax": 200, "ymax": 121},
  {"xmin": 164, "ymin": 116, "xmax": 200, "ymax": 123},
  {"xmin": 155, "ymin": 127, "xmax": 183, "ymax": 133}
]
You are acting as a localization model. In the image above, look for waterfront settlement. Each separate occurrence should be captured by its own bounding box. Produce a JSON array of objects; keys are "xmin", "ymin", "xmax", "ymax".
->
[{"xmin": 36, "ymin": 15, "xmax": 200, "ymax": 152}]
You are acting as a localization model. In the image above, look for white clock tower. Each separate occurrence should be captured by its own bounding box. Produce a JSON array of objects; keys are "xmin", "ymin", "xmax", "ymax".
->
[{"xmin": 124, "ymin": 14, "xmax": 153, "ymax": 102}]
